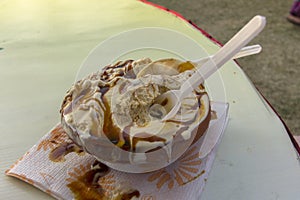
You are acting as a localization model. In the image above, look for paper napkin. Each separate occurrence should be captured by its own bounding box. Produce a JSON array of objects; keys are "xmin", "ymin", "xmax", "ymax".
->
[{"xmin": 6, "ymin": 102, "xmax": 228, "ymax": 200}]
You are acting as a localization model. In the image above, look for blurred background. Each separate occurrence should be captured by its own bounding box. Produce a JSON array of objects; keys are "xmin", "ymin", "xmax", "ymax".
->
[{"xmin": 150, "ymin": 0, "xmax": 300, "ymax": 135}]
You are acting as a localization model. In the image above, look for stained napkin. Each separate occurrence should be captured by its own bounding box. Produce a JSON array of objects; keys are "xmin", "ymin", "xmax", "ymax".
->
[{"xmin": 6, "ymin": 102, "xmax": 228, "ymax": 200}]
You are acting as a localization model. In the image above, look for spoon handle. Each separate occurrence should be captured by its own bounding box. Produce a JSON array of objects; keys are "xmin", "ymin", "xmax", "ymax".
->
[
  {"xmin": 181, "ymin": 15, "xmax": 266, "ymax": 98},
  {"xmin": 233, "ymin": 44, "xmax": 262, "ymax": 59},
  {"xmin": 193, "ymin": 44, "xmax": 262, "ymax": 66}
]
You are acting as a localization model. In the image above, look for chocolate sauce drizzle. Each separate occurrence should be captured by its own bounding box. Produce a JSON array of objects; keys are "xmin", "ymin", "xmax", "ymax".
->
[{"xmin": 100, "ymin": 60, "xmax": 136, "ymax": 82}]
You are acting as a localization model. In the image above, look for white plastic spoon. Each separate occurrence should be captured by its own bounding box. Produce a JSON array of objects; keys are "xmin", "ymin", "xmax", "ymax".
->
[
  {"xmin": 193, "ymin": 44, "xmax": 261, "ymax": 66},
  {"xmin": 156, "ymin": 15, "xmax": 266, "ymax": 121},
  {"xmin": 137, "ymin": 44, "xmax": 262, "ymax": 78}
]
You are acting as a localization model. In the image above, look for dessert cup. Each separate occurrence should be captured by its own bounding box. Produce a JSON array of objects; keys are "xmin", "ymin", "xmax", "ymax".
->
[{"xmin": 61, "ymin": 58, "xmax": 211, "ymax": 173}]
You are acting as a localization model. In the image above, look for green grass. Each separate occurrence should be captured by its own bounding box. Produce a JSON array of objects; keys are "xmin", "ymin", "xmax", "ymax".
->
[{"xmin": 150, "ymin": 0, "xmax": 300, "ymax": 135}]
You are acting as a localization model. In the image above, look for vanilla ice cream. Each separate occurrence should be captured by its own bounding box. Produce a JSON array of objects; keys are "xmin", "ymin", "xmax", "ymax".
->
[{"xmin": 61, "ymin": 58, "xmax": 211, "ymax": 173}]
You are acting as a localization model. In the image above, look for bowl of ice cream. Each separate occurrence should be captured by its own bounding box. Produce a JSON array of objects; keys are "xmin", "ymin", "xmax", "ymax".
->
[{"xmin": 60, "ymin": 58, "xmax": 211, "ymax": 173}]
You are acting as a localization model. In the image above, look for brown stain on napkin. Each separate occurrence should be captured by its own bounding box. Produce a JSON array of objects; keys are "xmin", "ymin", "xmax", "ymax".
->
[
  {"xmin": 66, "ymin": 161, "xmax": 140, "ymax": 200},
  {"xmin": 49, "ymin": 142, "xmax": 84, "ymax": 162},
  {"xmin": 35, "ymin": 124, "xmax": 85, "ymax": 162}
]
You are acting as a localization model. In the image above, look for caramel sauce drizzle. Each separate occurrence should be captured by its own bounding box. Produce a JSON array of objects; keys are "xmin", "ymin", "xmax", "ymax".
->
[
  {"xmin": 100, "ymin": 60, "xmax": 146, "ymax": 148},
  {"xmin": 102, "ymin": 98, "xmax": 126, "ymax": 148},
  {"xmin": 177, "ymin": 61, "xmax": 195, "ymax": 73}
]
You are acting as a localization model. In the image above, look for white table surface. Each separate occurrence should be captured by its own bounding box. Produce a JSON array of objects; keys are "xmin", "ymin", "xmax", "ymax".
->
[{"xmin": 1, "ymin": 0, "xmax": 300, "ymax": 199}]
